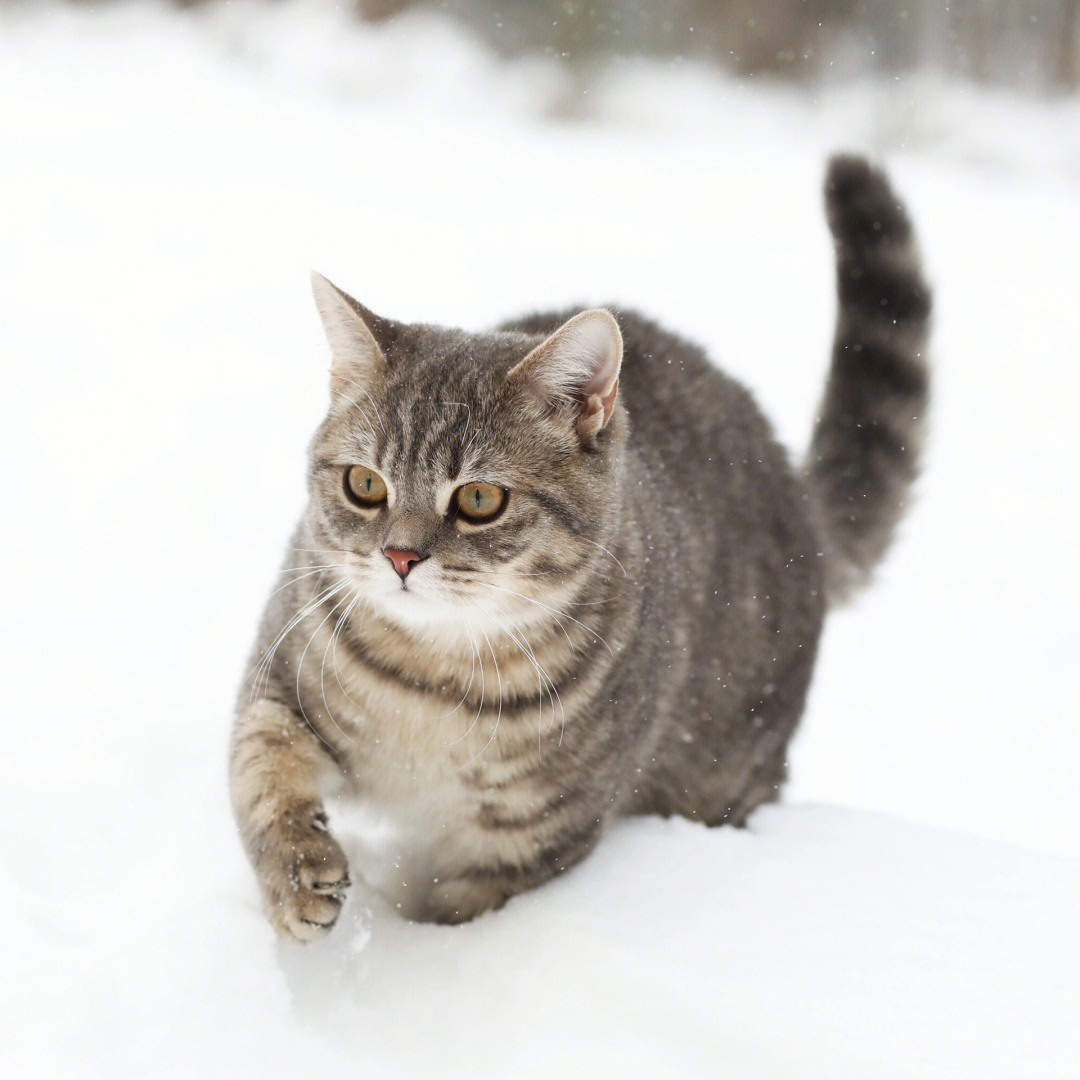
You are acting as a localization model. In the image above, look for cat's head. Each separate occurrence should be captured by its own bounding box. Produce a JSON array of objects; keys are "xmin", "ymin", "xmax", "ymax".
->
[{"xmin": 304, "ymin": 274, "xmax": 626, "ymax": 637}]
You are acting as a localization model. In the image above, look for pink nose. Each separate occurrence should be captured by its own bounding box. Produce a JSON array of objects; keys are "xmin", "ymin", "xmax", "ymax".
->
[{"xmin": 384, "ymin": 548, "xmax": 424, "ymax": 579}]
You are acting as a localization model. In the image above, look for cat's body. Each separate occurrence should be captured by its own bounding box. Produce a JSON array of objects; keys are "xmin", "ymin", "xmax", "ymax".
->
[{"xmin": 231, "ymin": 157, "xmax": 930, "ymax": 937}]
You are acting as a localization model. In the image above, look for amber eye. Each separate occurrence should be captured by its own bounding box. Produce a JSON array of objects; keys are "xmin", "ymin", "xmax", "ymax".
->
[
  {"xmin": 344, "ymin": 466, "xmax": 388, "ymax": 508},
  {"xmin": 455, "ymin": 482, "xmax": 506, "ymax": 522}
]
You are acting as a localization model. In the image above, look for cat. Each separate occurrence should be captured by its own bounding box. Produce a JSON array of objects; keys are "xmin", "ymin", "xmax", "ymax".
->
[{"xmin": 230, "ymin": 155, "xmax": 930, "ymax": 938}]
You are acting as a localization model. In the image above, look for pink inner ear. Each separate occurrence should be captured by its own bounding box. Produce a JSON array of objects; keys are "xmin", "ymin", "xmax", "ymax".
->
[
  {"xmin": 599, "ymin": 376, "xmax": 619, "ymax": 425},
  {"xmin": 572, "ymin": 315, "xmax": 621, "ymax": 400},
  {"xmin": 508, "ymin": 308, "xmax": 623, "ymax": 431},
  {"xmin": 578, "ymin": 377, "xmax": 620, "ymax": 438}
]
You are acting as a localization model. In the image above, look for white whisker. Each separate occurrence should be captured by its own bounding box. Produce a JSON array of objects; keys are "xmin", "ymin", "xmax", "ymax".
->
[
  {"xmin": 317, "ymin": 589, "xmax": 365, "ymax": 751},
  {"xmin": 332, "ymin": 376, "xmax": 386, "ymax": 436},
  {"xmin": 330, "ymin": 594, "xmax": 372, "ymax": 714},
  {"xmin": 265, "ymin": 564, "xmax": 345, "ymax": 602},
  {"xmin": 483, "ymin": 601, "xmax": 567, "ymax": 754},
  {"xmin": 456, "ymin": 621, "xmax": 503, "ymax": 768},
  {"xmin": 579, "ymin": 535, "xmax": 628, "ymax": 578},
  {"xmin": 247, "ymin": 576, "xmax": 347, "ymax": 700},
  {"xmin": 293, "ymin": 580, "xmax": 357, "ymax": 742},
  {"xmin": 430, "ymin": 627, "xmax": 477, "ymax": 723},
  {"xmin": 474, "ymin": 580, "xmax": 615, "ymax": 655},
  {"xmin": 448, "ymin": 619, "xmax": 486, "ymax": 747}
]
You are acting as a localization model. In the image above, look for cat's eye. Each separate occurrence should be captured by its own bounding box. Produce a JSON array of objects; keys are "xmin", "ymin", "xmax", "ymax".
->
[
  {"xmin": 344, "ymin": 465, "xmax": 388, "ymax": 508},
  {"xmin": 455, "ymin": 482, "xmax": 506, "ymax": 522}
]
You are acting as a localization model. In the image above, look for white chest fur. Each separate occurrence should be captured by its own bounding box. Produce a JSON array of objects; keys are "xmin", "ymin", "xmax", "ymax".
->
[
  {"xmin": 321, "ymin": 751, "xmax": 482, "ymax": 914},
  {"xmin": 302, "ymin": 613, "xmax": 545, "ymax": 911}
]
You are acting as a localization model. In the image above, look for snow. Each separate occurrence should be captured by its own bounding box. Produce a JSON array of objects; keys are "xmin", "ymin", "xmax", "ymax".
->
[{"xmin": 1, "ymin": 1, "xmax": 1078, "ymax": 1076}]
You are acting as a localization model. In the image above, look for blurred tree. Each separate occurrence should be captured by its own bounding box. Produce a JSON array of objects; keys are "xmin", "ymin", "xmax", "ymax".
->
[
  {"xmin": 352, "ymin": 1, "xmax": 859, "ymax": 77},
  {"xmin": 358, "ymin": 0, "xmax": 412, "ymax": 18},
  {"xmin": 118, "ymin": 0, "xmax": 1080, "ymax": 91},
  {"xmin": 1056, "ymin": 0, "xmax": 1080, "ymax": 86}
]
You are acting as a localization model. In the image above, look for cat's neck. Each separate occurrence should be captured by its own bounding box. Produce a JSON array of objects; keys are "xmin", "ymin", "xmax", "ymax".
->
[{"xmin": 331, "ymin": 572, "xmax": 618, "ymax": 706}]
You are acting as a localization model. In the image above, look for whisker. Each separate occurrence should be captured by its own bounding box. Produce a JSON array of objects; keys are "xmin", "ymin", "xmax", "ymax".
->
[
  {"xmin": 483, "ymin": 602, "xmax": 566, "ymax": 755},
  {"xmin": 442, "ymin": 568, "xmax": 565, "ymax": 579},
  {"xmin": 471, "ymin": 581, "xmax": 576, "ymax": 654},
  {"xmin": 508, "ymin": 612, "xmax": 567, "ymax": 747},
  {"xmin": 480, "ymin": 602, "xmax": 544, "ymax": 733},
  {"xmin": 265, "ymin": 565, "xmax": 345, "ymax": 602},
  {"xmin": 430, "ymin": 626, "xmax": 477, "ymax": 723},
  {"xmin": 474, "ymin": 580, "xmax": 613, "ymax": 656},
  {"xmin": 318, "ymin": 589, "xmax": 365, "ymax": 751},
  {"xmin": 449, "ymin": 569, "xmax": 615, "ymax": 605},
  {"xmin": 293, "ymin": 580, "xmax": 356, "ymax": 743},
  {"xmin": 330, "ymin": 595, "xmax": 372, "ymax": 714},
  {"xmin": 332, "ymin": 377, "xmax": 386, "ymax": 436},
  {"xmin": 456, "ymin": 622, "xmax": 504, "ymax": 769},
  {"xmin": 275, "ymin": 563, "xmax": 348, "ymax": 572},
  {"xmin": 441, "ymin": 400, "xmax": 474, "ymax": 472},
  {"xmin": 285, "ymin": 547, "xmax": 356, "ymax": 556},
  {"xmin": 447, "ymin": 619, "xmax": 486, "ymax": 747},
  {"xmin": 506, "ymin": 610, "xmax": 565, "ymax": 744},
  {"xmin": 459, "ymin": 408, "xmax": 484, "ymax": 465},
  {"xmin": 247, "ymin": 577, "xmax": 346, "ymax": 700},
  {"xmin": 579, "ymin": 536, "xmax": 628, "ymax": 578}
]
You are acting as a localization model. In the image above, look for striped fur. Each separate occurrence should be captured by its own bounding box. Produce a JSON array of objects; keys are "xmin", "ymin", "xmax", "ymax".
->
[
  {"xmin": 231, "ymin": 156, "xmax": 930, "ymax": 935},
  {"xmin": 809, "ymin": 155, "xmax": 932, "ymax": 602}
]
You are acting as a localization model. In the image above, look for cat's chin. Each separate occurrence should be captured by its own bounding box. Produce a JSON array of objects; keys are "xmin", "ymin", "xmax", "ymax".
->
[
  {"xmin": 363, "ymin": 581, "xmax": 516, "ymax": 644},
  {"xmin": 366, "ymin": 582, "xmax": 468, "ymax": 631}
]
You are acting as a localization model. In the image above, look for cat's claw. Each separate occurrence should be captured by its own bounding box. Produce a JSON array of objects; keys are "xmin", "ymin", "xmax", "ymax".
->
[
  {"xmin": 300, "ymin": 916, "xmax": 339, "ymax": 930},
  {"xmin": 310, "ymin": 874, "xmax": 350, "ymax": 895},
  {"xmin": 258, "ymin": 812, "xmax": 351, "ymax": 941}
]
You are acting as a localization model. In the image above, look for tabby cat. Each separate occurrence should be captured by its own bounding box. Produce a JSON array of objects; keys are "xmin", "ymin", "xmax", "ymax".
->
[{"xmin": 231, "ymin": 156, "xmax": 930, "ymax": 938}]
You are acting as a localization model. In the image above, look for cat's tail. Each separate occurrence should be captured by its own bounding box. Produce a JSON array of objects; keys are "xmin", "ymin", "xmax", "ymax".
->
[{"xmin": 807, "ymin": 154, "xmax": 932, "ymax": 605}]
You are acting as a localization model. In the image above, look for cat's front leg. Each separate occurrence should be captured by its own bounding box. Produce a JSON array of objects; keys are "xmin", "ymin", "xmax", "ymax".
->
[{"xmin": 230, "ymin": 699, "xmax": 350, "ymax": 940}]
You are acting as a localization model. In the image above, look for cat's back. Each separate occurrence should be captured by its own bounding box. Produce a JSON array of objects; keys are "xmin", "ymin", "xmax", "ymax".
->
[
  {"xmin": 502, "ymin": 304, "xmax": 820, "ymax": 634},
  {"xmin": 502, "ymin": 306, "xmax": 784, "ymax": 498},
  {"xmin": 504, "ymin": 305, "xmax": 824, "ymax": 824}
]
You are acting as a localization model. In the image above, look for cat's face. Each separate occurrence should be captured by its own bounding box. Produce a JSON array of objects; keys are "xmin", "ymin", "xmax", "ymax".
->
[{"xmin": 304, "ymin": 276, "xmax": 625, "ymax": 638}]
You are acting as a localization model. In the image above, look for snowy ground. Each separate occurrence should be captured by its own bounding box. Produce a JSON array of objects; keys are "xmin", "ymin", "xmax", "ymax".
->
[{"xmin": 1, "ymin": 2, "xmax": 1078, "ymax": 1076}]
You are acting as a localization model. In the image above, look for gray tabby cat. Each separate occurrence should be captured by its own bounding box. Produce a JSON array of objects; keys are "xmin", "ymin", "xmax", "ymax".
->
[{"xmin": 231, "ymin": 156, "xmax": 930, "ymax": 938}]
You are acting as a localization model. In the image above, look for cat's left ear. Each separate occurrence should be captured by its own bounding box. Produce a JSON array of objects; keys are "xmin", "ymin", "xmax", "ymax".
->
[
  {"xmin": 507, "ymin": 309, "xmax": 623, "ymax": 442},
  {"xmin": 311, "ymin": 272, "xmax": 398, "ymax": 397}
]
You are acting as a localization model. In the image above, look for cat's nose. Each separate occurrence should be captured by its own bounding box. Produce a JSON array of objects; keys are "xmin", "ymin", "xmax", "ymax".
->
[{"xmin": 383, "ymin": 548, "xmax": 426, "ymax": 579}]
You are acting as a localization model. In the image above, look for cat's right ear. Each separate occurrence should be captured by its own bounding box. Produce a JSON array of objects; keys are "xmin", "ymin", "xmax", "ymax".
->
[
  {"xmin": 311, "ymin": 272, "xmax": 390, "ymax": 396},
  {"xmin": 506, "ymin": 309, "xmax": 623, "ymax": 443}
]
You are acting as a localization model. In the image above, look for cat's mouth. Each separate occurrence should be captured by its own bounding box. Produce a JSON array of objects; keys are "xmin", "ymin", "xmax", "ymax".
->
[
  {"xmin": 354, "ymin": 561, "xmax": 454, "ymax": 620},
  {"xmin": 360, "ymin": 564, "xmax": 498, "ymax": 631}
]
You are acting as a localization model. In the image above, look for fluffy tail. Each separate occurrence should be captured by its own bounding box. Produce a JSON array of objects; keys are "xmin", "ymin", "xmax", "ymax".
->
[{"xmin": 808, "ymin": 155, "xmax": 932, "ymax": 605}]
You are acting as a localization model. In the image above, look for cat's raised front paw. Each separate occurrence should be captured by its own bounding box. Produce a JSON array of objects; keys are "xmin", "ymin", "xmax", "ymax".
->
[{"xmin": 258, "ymin": 808, "xmax": 351, "ymax": 942}]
